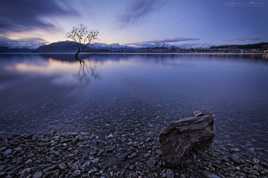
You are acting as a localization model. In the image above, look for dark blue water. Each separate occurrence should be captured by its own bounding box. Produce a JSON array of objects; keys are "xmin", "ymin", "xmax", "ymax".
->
[{"xmin": 0, "ymin": 54, "xmax": 268, "ymax": 155}]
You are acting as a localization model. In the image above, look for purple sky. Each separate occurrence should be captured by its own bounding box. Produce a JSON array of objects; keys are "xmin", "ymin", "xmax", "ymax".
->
[{"xmin": 0, "ymin": 0, "xmax": 267, "ymax": 47}]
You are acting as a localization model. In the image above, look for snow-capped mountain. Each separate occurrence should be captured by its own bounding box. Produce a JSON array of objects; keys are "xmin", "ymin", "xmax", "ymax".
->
[
  {"xmin": 0, "ymin": 36, "xmax": 46, "ymax": 49},
  {"xmin": 88, "ymin": 43, "xmax": 131, "ymax": 49},
  {"xmin": 175, "ymin": 43, "xmax": 212, "ymax": 49}
]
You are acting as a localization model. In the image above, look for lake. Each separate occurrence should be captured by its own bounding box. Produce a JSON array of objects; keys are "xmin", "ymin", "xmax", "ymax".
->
[{"xmin": 0, "ymin": 54, "xmax": 268, "ymax": 158}]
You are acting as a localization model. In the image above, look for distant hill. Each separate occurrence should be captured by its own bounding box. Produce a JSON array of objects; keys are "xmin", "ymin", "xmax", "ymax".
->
[
  {"xmin": 35, "ymin": 41, "xmax": 186, "ymax": 53},
  {"xmin": 36, "ymin": 41, "xmax": 88, "ymax": 52}
]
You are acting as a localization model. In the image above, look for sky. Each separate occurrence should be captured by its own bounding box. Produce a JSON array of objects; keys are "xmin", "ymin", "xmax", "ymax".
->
[{"xmin": 0, "ymin": 0, "xmax": 268, "ymax": 48}]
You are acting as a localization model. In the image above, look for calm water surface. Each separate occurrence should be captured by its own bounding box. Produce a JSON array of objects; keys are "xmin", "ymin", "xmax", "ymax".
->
[{"xmin": 0, "ymin": 54, "xmax": 268, "ymax": 153}]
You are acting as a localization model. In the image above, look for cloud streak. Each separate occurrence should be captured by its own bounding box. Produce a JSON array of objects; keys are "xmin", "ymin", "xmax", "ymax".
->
[
  {"xmin": 120, "ymin": 0, "xmax": 165, "ymax": 26},
  {"xmin": 141, "ymin": 38, "xmax": 200, "ymax": 44},
  {"xmin": 0, "ymin": 0, "xmax": 78, "ymax": 34}
]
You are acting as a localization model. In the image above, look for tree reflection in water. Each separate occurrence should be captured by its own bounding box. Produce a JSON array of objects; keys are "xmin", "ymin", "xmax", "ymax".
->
[{"xmin": 75, "ymin": 56, "xmax": 100, "ymax": 85}]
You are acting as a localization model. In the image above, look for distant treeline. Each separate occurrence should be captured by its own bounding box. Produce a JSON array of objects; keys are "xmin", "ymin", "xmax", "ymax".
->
[{"xmin": 211, "ymin": 42, "xmax": 268, "ymax": 50}]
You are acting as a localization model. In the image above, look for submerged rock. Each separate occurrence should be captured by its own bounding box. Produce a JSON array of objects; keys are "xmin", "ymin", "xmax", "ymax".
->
[
  {"xmin": 32, "ymin": 171, "xmax": 43, "ymax": 178},
  {"xmin": 159, "ymin": 111, "xmax": 214, "ymax": 166},
  {"xmin": 2, "ymin": 148, "xmax": 12, "ymax": 157},
  {"xmin": 160, "ymin": 169, "xmax": 175, "ymax": 178}
]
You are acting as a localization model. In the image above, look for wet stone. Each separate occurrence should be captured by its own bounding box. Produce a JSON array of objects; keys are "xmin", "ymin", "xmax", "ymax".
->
[
  {"xmin": 230, "ymin": 154, "xmax": 241, "ymax": 164},
  {"xmin": 73, "ymin": 170, "xmax": 81, "ymax": 177},
  {"xmin": 160, "ymin": 169, "xmax": 175, "ymax": 178},
  {"xmin": 127, "ymin": 152, "xmax": 137, "ymax": 159},
  {"xmin": 58, "ymin": 163, "xmax": 67, "ymax": 170},
  {"xmin": 3, "ymin": 149, "xmax": 12, "ymax": 156},
  {"xmin": 32, "ymin": 171, "xmax": 42, "ymax": 178},
  {"xmin": 203, "ymin": 172, "xmax": 222, "ymax": 178}
]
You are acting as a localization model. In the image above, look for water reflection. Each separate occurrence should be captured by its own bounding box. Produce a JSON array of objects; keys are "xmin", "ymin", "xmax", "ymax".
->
[
  {"xmin": 7, "ymin": 57, "xmax": 101, "ymax": 86},
  {"xmin": 4, "ymin": 53, "xmax": 268, "ymax": 88},
  {"xmin": 76, "ymin": 58, "xmax": 100, "ymax": 84}
]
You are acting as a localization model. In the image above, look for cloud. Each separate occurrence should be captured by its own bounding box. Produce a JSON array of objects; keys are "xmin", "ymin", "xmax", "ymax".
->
[
  {"xmin": 224, "ymin": 0, "xmax": 265, "ymax": 8},
  {"xmin": 120, "ymin": 0, "xmax": 166, "ymax": 26},
  {"xmin": 0, "ymin": 36, "xmax": 47, "ymax": 49},
  {"xmin": 127, "ymin": 37, "xmax": 200, "ymax": 48},
  {"xmin": 0, "ymin": 0, "xmax": 78, "ymax": 34}
]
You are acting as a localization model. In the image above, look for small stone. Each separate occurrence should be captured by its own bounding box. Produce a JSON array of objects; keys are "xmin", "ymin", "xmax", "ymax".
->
[
  {"xmin": 58, "ymin": 163, "xmax": 67, "ymax": 170},
  {"xmin": 88, "ymin": 167, "xmax": 98, "ymax": 174},
  {"xmin": 180, "ymin": 174, "xmax": 186, "ymax": 178},
  {"xmin": 0, "ymin": 165, "xmax": 4, "ymax": 171},
  {"xmin": 3, "ymin": 149, "xmax": 12, "ymax": 156},
  {"xmin": 261, "ymin": 161, "xmax": 268, "ymax": 168},
  {"xmin": 71, "ymin": 161, "xmax": 80, "ymax": 170},
  {"xmin": 98, "ymin": 149, "xmax": 104, "ymax": 155},
  {"xmin": 204, "ymin": 172, "xmax": 221, "ymax": 178},
  {"xmin": 25, "ymin": 159, "xmax": 32, "ymax": 164},
  {"xmin": 193, "ymin": 110, "xmax": 204, "ymax": 117},
  {"xmin": 32, "ymin": 171, "xmax": 42, "ymax": 178},
  {"xmin": 0, "ymin": 172, "xmax": 5, "ymax": 176},
  {"xmin": 249, "ymin": 148, "xmax": 255, "ymax": 152},
  {"xmin": 0, "ymin": 146, "xmax": 7, "ymax": 152},
  {"xmin": 160, "ymin": 169, "xmax": 174, "ymax": 178},
  {"xmin": 230, "ymin": 154, "xmax": 241, "ymax": 164},
  {"xmin": 106, "ymin": 146, "xmax": 114, "ymax": 153},
  {"xmin": 146, "ymin": 158, "xmax": 156, "ymax": 169},
  {"xmin": 145, "ymin": 137, "xmax": 152, "ymax": 142},
  {"xmin": 252, "ymin": 158, "xmax": 260, "ymax": 164},
  {"xmin": 129, "ymin": 165, "xmax": 135, "ymax": 170},
  {"xmin": 14, "ymin": 147, "xmax": 22, "ymax": 152},
  {"xmin": 43, "ymin": 165, "xmax": 57, "ymax": 172},
  {"xmin": 128, "ymin": 152, "xmax": 137, "ymax": 159},
  {"xmin": 230, "ymin": 148, "xmax": 240, "ymax": 152},
  {"xmin": 107, "ymin": 134, "xmax": 113, "ymax": 138},
  {"xmin": 90, "ymin": 149, "xmax": 98, "ymax": 155},
  {"xmin": 81, "ymin": 161, "xmax": 91, "ymax": 169},
  {"xmin": 73, "ymin": 170, "xmax": 81, "ymax": 177},
  {"xmin": 156, "ymin": 149, "xmax": 162, "ymax": 155},
  {"xmin": 91, "ymin": 158, "xmax": 99, "ymax": 164},
  {"xmin": 118, "ymin": 153, "xmax": 128, "ymax": 161},
  {"xmin": 20, "ymin": 168, "xmax": 31, "ymax": 176},
  {"xmin": 144, "ymin": 152, "xmax": 151, "ymax": 158}
]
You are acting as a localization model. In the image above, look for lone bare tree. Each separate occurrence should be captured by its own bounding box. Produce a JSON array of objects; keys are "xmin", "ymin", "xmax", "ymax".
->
[{"xmin": 66, "ymin": 24, "xmax": 99, "ymax": 59}]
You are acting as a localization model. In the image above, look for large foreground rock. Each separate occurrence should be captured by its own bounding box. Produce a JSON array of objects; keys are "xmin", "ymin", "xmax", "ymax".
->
[{"xmin": 159, "ymin": 111, "xmax": 214, "ymax": 166}]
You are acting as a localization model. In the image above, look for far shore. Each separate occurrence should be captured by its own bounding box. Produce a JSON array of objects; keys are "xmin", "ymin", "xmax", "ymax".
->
[
  {"xmin": 0, "ymin": 52, "xmax": 266, "ymax": 55},
  {"xmin": 0, "ymin": 52, "xmax": 267, "ymax": 60}
]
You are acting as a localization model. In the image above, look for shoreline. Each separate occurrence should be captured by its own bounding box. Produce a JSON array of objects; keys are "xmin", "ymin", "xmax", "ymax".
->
[
  {"xmin": 1, "ymin": 131, "xmax": 267, "ymax": 178},
  {"xmin": 0, "ymin": 52, "xmax": 266, "ymax": 55},
  {"xmin": 0, "ymin": 52, "xmax": 267, "ymax": 60}
]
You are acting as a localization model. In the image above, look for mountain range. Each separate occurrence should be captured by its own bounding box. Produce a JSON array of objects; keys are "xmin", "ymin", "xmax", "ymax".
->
[{"xmin": 0, "ymin": 41, "xmax": 267, "ymax": 53}]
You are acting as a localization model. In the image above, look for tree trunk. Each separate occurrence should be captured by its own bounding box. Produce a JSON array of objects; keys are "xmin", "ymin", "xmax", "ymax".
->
[{"xmin": 75, "ymin": 47, "xmax": 81, "ymax": 60}]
